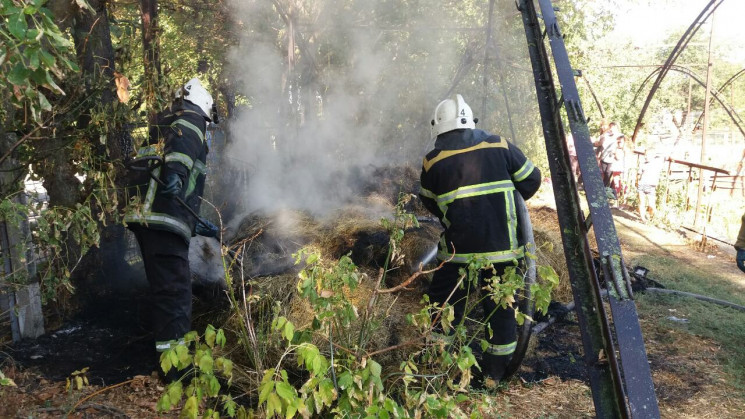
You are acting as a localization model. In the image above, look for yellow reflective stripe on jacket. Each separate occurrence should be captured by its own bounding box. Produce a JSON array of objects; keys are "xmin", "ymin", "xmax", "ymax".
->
[
  {"xmin": 512, "ymin": 160, "xmax": 536, "ymax": 182},
  {"xmin": 435, "ymin": 180, "xmax": 515, "ymax": 206},
  {"xmin": 165, "ymin": 152, "xmax": 194, "ymax": 170},
  {"xmin": 437, "ymin": 247, "xmax": 524, "ymax": 264},
  {"xmin": 171, "ymin": 119, "xmax": 205, "ymax": 143},
  {"xmin": 422, "ymin": 140, "xmax": 509, "ymax": 172},
  {"xmin": 185, "ymin": 160, "xmax": 206, "ymax": 198},
  {"xmin": 434, "ymin": 180, "xmax": 515, "ymax": 230},
  {"xmin": 143, "ymin": 166, "xmax": 161, "ymax": 212},
  {"xmin": 485, "ymin": 340, "xmax": 517, "ymax": 356},
  {"xmin": 506, "ymin": 188, "xmax": 517, "ymax": 250}
]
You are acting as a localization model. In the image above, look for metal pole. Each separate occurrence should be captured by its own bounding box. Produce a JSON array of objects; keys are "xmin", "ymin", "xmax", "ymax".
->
[
  {"xmin": 695, "ymin": 14, "xmax": 715, "ymax": 227},
  {"xmin": 481, "ymin": 0, "xmax": 495, "ymax": 120},
  {"xmin": 523, "ymin": 1, "xmax": 661, "ymax": 416},
  {"xmin": 518, "ymin": 2, "xmax": 626, "ymax": 416}
]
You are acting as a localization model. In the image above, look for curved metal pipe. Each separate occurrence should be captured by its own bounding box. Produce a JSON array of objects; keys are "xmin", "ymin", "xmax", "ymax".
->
[
  {"xmin": 631, "ymin": 0, "xmax": 724, "ymax": 143},
  {"xmin": 630, "ymin": 64, "xmax": 745, "ymax": 140},
  {"xmin": 580, "ymin": 72, "xmax": 605, "ymax": 119},
  {"xmin": 631, "ymin": 67, "xmax": 663, "ymax": 105},
  {"xmin": 693, "ymin": 68, "xmax": 745, "ymax": 130}
]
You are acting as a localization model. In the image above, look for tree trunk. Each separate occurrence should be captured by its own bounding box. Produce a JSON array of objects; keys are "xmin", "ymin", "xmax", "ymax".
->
[
  {"xmin": 140, "ymin": 0, "xmax": 161, "ymax": 124},
  {"xmin": 67, "ymin": 0, "xmax": 133, "ymax": 299}
]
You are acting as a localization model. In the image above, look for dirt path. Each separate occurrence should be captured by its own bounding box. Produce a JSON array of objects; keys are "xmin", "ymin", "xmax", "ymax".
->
[{"xmin": 613, "ymin": 208, "xmax": 745, "ymax": 289}]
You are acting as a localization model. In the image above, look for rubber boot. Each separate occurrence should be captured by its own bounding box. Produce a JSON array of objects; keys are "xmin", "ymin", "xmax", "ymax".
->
[{"xmin": 481, "ymin": 353, "xmax": 510, "ymax": 383}]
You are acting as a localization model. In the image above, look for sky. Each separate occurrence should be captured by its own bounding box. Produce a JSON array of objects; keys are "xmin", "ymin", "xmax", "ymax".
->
[{"xmin": 612, "ymin": 0, "xmax": 745, "ymax": 65}]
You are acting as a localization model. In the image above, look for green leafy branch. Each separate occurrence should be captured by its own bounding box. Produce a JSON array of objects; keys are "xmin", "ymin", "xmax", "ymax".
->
[
  {"xmin": 156, "ymin": 325, "xmax": 241, "ymax": 418},
  {"xmin": 1, "ymin": 0, "xmax": 80, "ymax": 124}
]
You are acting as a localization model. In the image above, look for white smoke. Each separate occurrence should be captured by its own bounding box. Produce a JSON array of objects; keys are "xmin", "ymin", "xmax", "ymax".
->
[{"xmin": 221, "ymin": 0, "xmax": 538, "ymax": 217}]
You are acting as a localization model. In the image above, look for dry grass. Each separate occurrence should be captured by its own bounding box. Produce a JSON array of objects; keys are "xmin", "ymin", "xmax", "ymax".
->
[
  {"xmin": 530, "ymin": 205, "xmax": 574, "ymax": 304},
  {"xmin": 473, "ymin": 378, "xmax": 595, "ymax": 418}
]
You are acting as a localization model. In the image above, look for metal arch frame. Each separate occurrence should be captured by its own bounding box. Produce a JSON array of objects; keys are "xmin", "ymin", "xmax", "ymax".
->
[
  {"xmin": 631, "ymin": 0, "xmax": 725, "ymax": 143},
  {"xmin": 692, "ymin": 68, "xmax": 745, "ymax": 131},
  {"xmin": 631, "ymin": 65, "xmax": 745, "ymax": 138}
]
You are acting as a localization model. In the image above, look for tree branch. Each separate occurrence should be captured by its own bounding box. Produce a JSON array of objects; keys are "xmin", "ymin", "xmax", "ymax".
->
[{"xmin": 377, "ymin": 253, "xmax": 452, "ymax": 294}]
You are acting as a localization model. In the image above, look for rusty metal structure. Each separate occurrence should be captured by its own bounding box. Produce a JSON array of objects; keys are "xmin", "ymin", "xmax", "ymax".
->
[
  {"xmin": 631, "ymin": 0, "xmax": 726, "ymax": 143},
  {"xmin": 518, "ymin": 0, "xmax": 661, "ymax": 417}
]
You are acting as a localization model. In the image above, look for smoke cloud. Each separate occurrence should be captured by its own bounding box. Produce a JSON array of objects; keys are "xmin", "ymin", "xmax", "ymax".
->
[{"xmin": 221, "ymin": 1, "xmax": 538, "ymax": 219}]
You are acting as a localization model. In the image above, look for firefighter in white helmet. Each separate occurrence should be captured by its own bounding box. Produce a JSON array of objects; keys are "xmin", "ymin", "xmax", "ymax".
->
[
  {"xmin": 125, "ymin": 77, "xmax": 218, "ymax": 382},
  {"xmin": 419, "ymin": 94, "xmax": 541, "ymax": 384}
]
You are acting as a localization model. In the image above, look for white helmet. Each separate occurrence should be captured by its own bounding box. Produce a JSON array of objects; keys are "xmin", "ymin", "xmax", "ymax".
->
[
  {"xmin": 430, "ymin": 94, "xmax": 477, "ymax": 139},
  {"xmin": 177, "ymin": 78, "xmax": 213, "ymax": 121}
]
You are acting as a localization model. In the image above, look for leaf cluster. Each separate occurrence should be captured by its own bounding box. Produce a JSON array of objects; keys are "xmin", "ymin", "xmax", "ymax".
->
[
  {"xmin": 157, "ymin": 325, "xmax": 241, "ymax": 418},
  {"xmin": 1, "ymin": 0, "xmax": 79, "ymax": 125}
]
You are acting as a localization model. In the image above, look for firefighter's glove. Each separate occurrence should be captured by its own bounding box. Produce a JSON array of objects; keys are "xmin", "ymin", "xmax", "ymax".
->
[
  {"xmin": 159, "ymin": 172, "xmax": 184, "ymax": 198},
  {"xmin": 196, "ymin": 218, "xmax": 219, "ymax": 238},
  {"xmin": 737, "ymin": 249, "xmax": 745, "ymax": 273}
]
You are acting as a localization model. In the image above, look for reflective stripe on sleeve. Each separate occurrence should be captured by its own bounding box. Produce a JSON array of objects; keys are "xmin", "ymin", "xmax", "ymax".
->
[
  {"xmin": 512, "ymin": 160, "xmax": 536, "ymax": 182},
  {"xmin": 165, "ymin": 152, "xmax": 194, "ymax": 170},
  {"xmin": 419, "ymin": 187, "xmax": 436, "ymax": 199},
  {"xmin": 506, "ymin": 189, "xmax": 518, "ymax": 250},
  {"xmin": 185, "ymin": 159, "xmax": 206, "ymax": 197},
  {"xmin": 143, "ymin": 167, "xmax": 161, "ymax": 212}
]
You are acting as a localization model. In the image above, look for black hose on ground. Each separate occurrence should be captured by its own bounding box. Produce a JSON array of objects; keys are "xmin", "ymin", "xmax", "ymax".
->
[
  {"xmin": 530, "ymin": 286, "xmax": 745, "ymax": 338},
  {"xmin": 645, "ymin": 287, "xmax": 745, "ymax": 313}
]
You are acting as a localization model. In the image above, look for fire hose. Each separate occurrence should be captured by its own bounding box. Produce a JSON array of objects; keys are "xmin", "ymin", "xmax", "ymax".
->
[
  {"xmin": 418, "ymin": 193, "xmax": 535, "ymax": 379},
  {"xmin": 126, "ymin": 155, "xmax": 245, "ymax": 270},
  {"xmin": 504, "ymin": 193, "xmax": 535, "ymax": 378},
  {"xmin": 125, "ymin": 155, "xmax": 213, "ymax": 229}
]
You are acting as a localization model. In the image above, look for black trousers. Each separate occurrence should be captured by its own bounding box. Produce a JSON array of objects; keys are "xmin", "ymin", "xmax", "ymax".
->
[
  {"xmin": 601, "ymin": 162, "xmax": 614, "ymax": 187},
  {"xmin": 427, "ymin": 261, "xmax": 518, "ymax": 348},
  {"xmin": 132, "ymin": 227, "xmax": 192, "ymax": 350}
]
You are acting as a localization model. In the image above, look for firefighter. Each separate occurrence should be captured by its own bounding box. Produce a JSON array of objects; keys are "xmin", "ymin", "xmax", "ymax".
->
[
  {"xmin": 124, "ymin": 78, "xmax": 218, "ymax": 380},
  {"xmin": 419, "ymin": 94, "xmax": 541, "ymax": 382}
]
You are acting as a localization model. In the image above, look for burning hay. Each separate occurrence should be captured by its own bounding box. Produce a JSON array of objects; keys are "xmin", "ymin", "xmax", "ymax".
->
[{"xmin": 204, "ymin": 164, "xmax": 575, "ymax": 393}]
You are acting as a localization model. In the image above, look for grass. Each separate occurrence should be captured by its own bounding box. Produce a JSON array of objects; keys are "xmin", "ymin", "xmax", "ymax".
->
[
  {"xmin": 631, "ymin": 253, "xmax": 745, "ymax": 392},
  {"xmin": 632, "ymin": 253, "xmax": 745, "ymax": 306}
]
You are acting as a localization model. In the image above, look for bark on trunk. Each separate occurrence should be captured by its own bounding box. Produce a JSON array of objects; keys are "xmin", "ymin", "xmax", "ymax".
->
[{"xmin": 140, "ymin": 0, "xmax": 161, "ymax": 124}]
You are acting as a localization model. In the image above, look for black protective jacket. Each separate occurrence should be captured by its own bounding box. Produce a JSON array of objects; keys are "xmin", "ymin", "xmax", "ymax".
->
[
  {"xmin": 419, "ymin": 129, "xmax": 541, "ymax": 264},
  {"xmin": 125, "ymin": 101, "xmax": 209, "ymax": 243}
]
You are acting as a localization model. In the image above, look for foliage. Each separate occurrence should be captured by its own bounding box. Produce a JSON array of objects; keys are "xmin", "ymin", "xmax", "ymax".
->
[
  {"xmin": 0, "ymin": 0, "xmax": 80, "ymax": 125},
  {"xmin": 247, "ymin": 199, "xmax": 557, "ymax": 417},
  {"xmin": 32, "ymin": 202, "xmax": 99, "ymax": 300},
  {"xmin": 156, "ymin": 325, "xmax": 245, "ymax": 418},
  {"xmin": 160, "ymin": 193, "xmax": 557, "ymax": 417}
]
